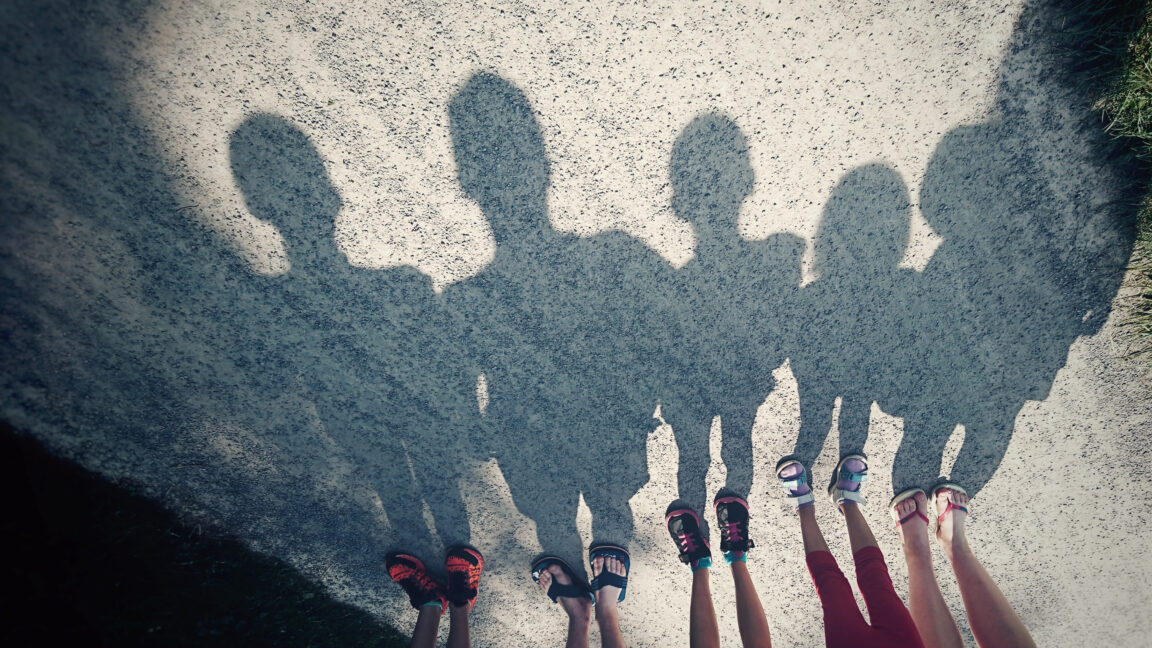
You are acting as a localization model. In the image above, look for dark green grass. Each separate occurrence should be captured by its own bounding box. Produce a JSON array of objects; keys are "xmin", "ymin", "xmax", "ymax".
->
[
  {"xmin": 1069, "ymin": 1, "xmax": 1152, "ymax": 351},
  {"xmin": 0, "ymin": 423, "xmax": 408, "ymax": 647}
]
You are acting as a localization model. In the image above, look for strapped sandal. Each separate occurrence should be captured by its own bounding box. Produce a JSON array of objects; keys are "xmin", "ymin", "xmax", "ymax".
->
[
  {"xmin": 775, "ymin": 456, "xmax": 815, "ymax": 509},
  {"xmin": 589, "ymin": 544, "xmax": 630, "ymax": 603},
  {"xmin": 889, "ymin": 488, "xmax": 929, "ymax": 526},
  {"xmin": 531, "ymin": 556, "xmax": 594, "ymax": 604},
  {"xmin": 931, "ymin": 481, "xmax": 968, "ymax": 526},
  {"xmin": 827, "ymin": 454, "xmax": 869, "ymax": 512}
]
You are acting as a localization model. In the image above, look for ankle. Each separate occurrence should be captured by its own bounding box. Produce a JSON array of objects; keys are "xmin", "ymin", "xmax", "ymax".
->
[
  {"xmin": 566, "ymin": 606, "xmax": 593, "ymax": 626},
  {"xmin": 901, "ymin": 540, "xmax": 933, "ymax": 565},
  {"xmin": 594, "ymin": 600, "xmax": 619, "ymax": 621},
  {"xmin": 941, "ymin": 535, "xmax": 971, "ymax": 562}
]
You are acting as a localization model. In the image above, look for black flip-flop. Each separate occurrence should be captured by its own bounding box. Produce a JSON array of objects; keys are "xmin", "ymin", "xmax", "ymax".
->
[
  {"xmin": 589, "ymin": 544, "xmax": 630, "ymax": 603},
  {"xmin": 531, "ymin": 556, "xmax": 594, "ymax": 604}
]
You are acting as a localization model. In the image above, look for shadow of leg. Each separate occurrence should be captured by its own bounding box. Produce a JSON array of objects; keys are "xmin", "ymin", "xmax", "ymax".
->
[
  {"xmin": 892, "ymin": 411, "xmax": 955, "ymax": 494},
  {"xmin": 720, "ymin": 406, "xmax": 757, "ymax": 498},
  {"xmin": 949, "ymin": 407, "xmax": 1016, "ymax": 497}
]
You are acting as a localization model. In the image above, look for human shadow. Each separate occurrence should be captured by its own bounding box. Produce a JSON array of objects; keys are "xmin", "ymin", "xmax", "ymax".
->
[
  {"xmin": 789, "ymin": 165, "xmax": 918, "ymax": 469},
  {"xmin": 885, "ymin": 2, "xmax": 1139, "ymax": 495},
  {"xmin": 443, "ymin": 71, "xmax": 673, "ymax": 564},
  {"xmin": 659, "ymin": 114, "xmax": 804, "ymax": 511},
  {"xmin": 791, "ymin": 1, "xmax": 1140, "ymax": 496},
  {"xmin": 0, "ymin": 0, "xmax": 457, "ymax": 596},
  {"xmin": 228, "ymin": 114, "xmax": 476, "ymax": 557}
]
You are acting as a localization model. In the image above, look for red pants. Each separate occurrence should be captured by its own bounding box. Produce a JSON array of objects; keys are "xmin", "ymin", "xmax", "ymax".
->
[{"xmin": 806, "ymin": 547, "xmax": 924, "ymax": 648}]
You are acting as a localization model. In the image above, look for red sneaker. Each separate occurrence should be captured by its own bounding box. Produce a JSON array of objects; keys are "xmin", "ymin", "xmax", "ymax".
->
[
  {"xmin": 445, "ymin": 545, "xmax": 484, "ymax": 610},
  {"xmin": 385, "ymin": 552, "xmax": 446, "ymax": 610}
]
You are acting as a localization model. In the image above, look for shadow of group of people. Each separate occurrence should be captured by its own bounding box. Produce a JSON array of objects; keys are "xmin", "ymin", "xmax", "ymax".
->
[
  {"xmin": 0, "ymin": 0, "xmax": 1137, "ymax": 585},
  {"xmin": 223, "ymin": 60, "xmax": 1128, "ymax": 567}
]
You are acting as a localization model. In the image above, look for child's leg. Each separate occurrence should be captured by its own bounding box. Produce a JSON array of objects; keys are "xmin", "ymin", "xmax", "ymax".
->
[
  {"xmin": 714, "ymin": 490, "xmax": 771, "ymax": 648},
  {"xmin": 800, "ymin": 506, "xmax": 869, "ymax": 647},
  {"xmin": 534, "ymin": 563, "xmax": 592, "ymax": 648},
  {"xmin": 410, "ymin": 605, "xmax": 442, "ymax": 648},
  {"xmin": 936, "ymin": 488, "xmax": 1036, "ymax": 648},
  {"xmin": 689, "ymin": 567, "xmax": 721, "ymax": 648},
  {"xmin": 781, "ymin": 459, "xmax": 867, "ymax": 647},
  {"xmin": 832, "ymin": 457, "xmax": 923, "ymax": 647},
  {"xmin": 592, "ymin": 554, "xmax": 628, "ymax": 648},
  {"xmin": 445, "ymin": 546, "xmax": 484, "ymax": 648},
  {"xmin": 385, "ymin": 553, "xmax": 446, "ymax": 648},
  {"xmin": 446, "ymin": 604, "xmax": 470, "ymax": 648},
  {"xmin": 730, "ymin": 561, "xmax": 772, "ymax": 648},
  {"xmin": 667, "ymin": 503, "xmax": 720, "ymax": 648},
  {"xmin": 894, "ymin": 492, "xmax": 963, "ymax": 648},
  {"xmin": 843, "ymin": 503, "xmax": 924, "ymax": 647}
]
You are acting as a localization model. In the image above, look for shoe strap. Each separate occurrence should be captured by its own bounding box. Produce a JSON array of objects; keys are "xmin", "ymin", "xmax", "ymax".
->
[
  {"xmin": 834, "ymin": 488, "xmax": 866, "ymax": 510},
  {"xmin": 937, "ymin": 500, "xmax": 968, "ymax": 524},
  {"xmin": 789, "ymin": 490, "xmax": 815, "ymax": 508},
  {"xmin": 897, "ymin": 510, "xmax": 931, "ymax": 526},
  {"xmin": 839, "ymin": 470, "xmax": 868, "ymax": 483},
  {"xmin": 547, "ymin": 581, "xmax": 593, "ymax": 603},
  {"xmin": 590, "ymin": 571, "xmax": 628, "ymax": 600}
]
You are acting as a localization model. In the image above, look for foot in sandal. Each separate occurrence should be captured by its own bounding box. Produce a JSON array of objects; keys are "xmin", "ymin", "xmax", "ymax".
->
[
  {"xmin": 932, "ymin": 483, "xmax": 969, "ymax": 553},
  {"xmin": 890, "ymin": 488, "xmax": 931, "ymax": 553},
  {"xmin": 590, "ymin": 548, "xmax": 629, "ymax": 609},
  {"xmin": 532, "ymin": 557, "xmax": 593, "ymax": 624}
]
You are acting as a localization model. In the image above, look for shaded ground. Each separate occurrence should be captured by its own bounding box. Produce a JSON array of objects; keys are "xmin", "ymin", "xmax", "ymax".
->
[{"xmin": 1, "ymin": 423, "xmax": 407, "ymax": 647}]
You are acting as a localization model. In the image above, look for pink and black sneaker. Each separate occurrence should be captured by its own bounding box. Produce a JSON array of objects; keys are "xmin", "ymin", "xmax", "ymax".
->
[
  {"xmin": 665, "ymin": 501, "xmax": 712, "ymax": 568},
  {"xmin": 714, "ymin": 488, "xmax": 754, "ymax": 563}
]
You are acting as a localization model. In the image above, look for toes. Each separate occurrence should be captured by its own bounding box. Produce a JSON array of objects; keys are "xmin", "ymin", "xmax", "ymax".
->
[
  {"xmin": 592, "ymin": 555, "xmax": 604, "ymax": 576},
  {"xmin": 546, "ymin": 564, "xmax": 571, "ymax": 585},
  {"xmin": 610, "ymin": 557, "xmax": 626, "ymax": 576},
  {"xmin": 537, "ymin": 570, "xmax": 552, "ymax": 592}
]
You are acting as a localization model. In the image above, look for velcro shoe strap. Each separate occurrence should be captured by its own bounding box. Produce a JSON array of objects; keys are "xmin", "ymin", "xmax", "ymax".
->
[
  {"xmin": 836, "ymin": 489, "xmax": 866, "ymax": 506},
  {"xmin": 790, "ymin": 491, "xmax": 815, "ymax": 507}
]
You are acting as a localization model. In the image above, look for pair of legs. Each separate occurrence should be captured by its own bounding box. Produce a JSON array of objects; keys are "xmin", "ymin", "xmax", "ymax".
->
[
  {"xmin": 534, "ymin": 553, "xmax": 628, "ymax": 648},
  {"xmin": 386, "ymin": 546, "xmax": 485, "ymax": 648},
  {"xmin": 410, "ymin": 601, "xmax": 472, "ymax": 648},
  {"xmin": 668, "ymin": 490, "xmax": 772, "ymax": 648},
  {"xmin": 779, "ymin": 456, "xmax": 924, "ymax": 648},
  {"xmin": 893, "ymin": 488, "xmax": 1036, "ymax": 648}
]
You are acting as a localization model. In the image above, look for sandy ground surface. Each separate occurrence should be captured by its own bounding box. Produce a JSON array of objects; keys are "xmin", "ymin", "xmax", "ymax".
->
[{"xmin": 2, "ymin": 0, "xmax": 1150, "ymax": 645}]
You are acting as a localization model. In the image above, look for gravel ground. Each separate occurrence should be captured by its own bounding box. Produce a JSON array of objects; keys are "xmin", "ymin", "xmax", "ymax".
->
[{"xmin": 2, "ymin": 0, "xmax": 1149, "ymax": 645}]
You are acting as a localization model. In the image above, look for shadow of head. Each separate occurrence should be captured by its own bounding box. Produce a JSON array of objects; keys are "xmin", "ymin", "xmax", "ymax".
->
[
  {"xmin": 230, "ymin": 114, "xmax": 342, "ymax": 265},
  {"xmin": 449, "ymin": 72, "xmax": 550, "ymax": 244},
  {"xmin": 670, "ymin": 113, "xmax": 753, "ymax": 235},
  {"xmin": 813, "ymin": 164, "xmax": 911, "ymax": 279}
]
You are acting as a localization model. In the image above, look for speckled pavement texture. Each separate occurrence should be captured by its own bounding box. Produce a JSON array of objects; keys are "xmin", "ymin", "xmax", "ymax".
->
[{"xmin": 2, "ymin": 0, "xmax": 1150, "ymax": 645}]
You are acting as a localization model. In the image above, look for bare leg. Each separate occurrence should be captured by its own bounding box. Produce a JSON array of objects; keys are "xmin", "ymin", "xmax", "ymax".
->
[
  {"xmin": 536, "ymin": 565, "xmax": 592, "ymax": 648},
  {"xmin": 592, "ymin": 555, "xmax": 628, "ymax": 648},
  {"xmin": 730, "ymin": 561, "xmax": 772, "ymax": 648},
  {"xmin": 410, "ymin": 605, "xmax": 442, "ymax": 648},
  {"xmin": 689, "ymin": 567, "xmax": 720, "ymax": 648},
  {"xmin": 446, "ymin": 604, "xmax": 471, "ymax": 648},
  {"xmin": 895, "ymin": 493, "xmax": 963, "ymax": 648},
  {"xmin": 937, "ymin": 489, "xmax": 1037, "ymax": 648},
  {"xmin": 798, "ymin": 505, "xmax": 829, "ymax": 555},
  {"xmin": 841, "ymin": 501, "xmax": 879, "ymax": 554}
]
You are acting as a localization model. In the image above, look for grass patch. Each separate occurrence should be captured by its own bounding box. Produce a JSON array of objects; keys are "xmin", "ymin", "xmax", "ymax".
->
[
  {"xmin": 1072, "ymin": 1, "xmax": 1152, "ymax": 353},
  {"xmin": 0, "ymin": 423, "xmax": 409, "ymax": 647}
]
